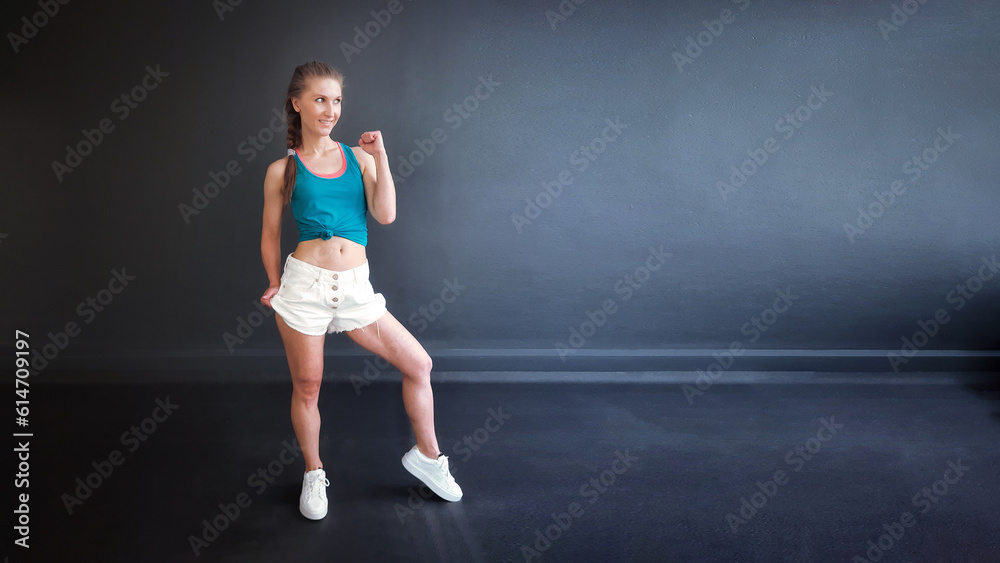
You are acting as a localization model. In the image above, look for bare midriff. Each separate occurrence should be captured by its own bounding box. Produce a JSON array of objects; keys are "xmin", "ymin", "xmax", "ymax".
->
[{"xmin": 292, "ymin": 236, "xmax": 367, "ymax": 272}]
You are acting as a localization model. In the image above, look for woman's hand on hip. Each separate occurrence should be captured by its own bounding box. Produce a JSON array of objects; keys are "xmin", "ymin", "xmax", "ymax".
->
[{"xmin": 260, "ymin": 285, "xmax": 280, "ymax": 308}]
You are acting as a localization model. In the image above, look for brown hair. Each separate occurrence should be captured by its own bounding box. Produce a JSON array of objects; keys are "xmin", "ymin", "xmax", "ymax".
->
[{"xmin": 281, "ymin": 62, "xmax": 345, "ymax": 208}]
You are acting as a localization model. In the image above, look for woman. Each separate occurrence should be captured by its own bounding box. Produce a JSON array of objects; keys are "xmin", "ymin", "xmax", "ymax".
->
[{"xmin": 259, "ymin": 61, "xmax": 462, "ymax": 520}]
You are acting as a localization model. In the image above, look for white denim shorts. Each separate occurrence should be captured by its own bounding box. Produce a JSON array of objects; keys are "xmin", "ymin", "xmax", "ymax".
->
[{"xmin": 270, "ymin": 253, "xmax": 388, "ymax": 337}]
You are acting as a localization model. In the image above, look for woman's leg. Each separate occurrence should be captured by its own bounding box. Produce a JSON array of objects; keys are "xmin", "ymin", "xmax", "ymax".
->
[
  {"xmin": 275, "ymin": 312, "xmax": 327, "ymax": 470},
  {"xmin": 344, "ymin": 311, "xmax": 441, "ymax": 458}
]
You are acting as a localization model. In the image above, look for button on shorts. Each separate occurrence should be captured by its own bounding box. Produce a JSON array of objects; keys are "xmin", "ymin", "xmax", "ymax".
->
[{"xmin": 270, "ymin": 253, "xmax": 388, "ymax": 337}]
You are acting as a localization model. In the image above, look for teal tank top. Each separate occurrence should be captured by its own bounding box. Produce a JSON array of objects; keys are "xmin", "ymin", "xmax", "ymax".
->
[{"xmin": 290, "ymin": 142, "xmax": 368, "ymax": 246}]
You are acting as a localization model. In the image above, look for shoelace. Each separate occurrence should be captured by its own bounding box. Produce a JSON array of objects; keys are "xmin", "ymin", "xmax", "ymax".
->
[
  {"xmin": 307, "ymin": 472, "xmax": 330, "ymax": 499},
  {"xmin": 434, "ymin": 455, "xmax": 457, "ymax": 486}
]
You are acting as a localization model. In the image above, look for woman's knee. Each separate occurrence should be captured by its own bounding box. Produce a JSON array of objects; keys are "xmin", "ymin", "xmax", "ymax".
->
[
  {"xmin": 403, "ymin": 352, "xmax": 433, "ymax": 383},
  {"xmin": 292, "ymin": 376, "xmax": 323, "ymax": 401}
]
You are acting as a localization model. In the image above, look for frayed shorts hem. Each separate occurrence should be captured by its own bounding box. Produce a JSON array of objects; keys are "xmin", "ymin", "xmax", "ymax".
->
[
  {"xmin": 327, "ymin": 316, "xmax": 383, "ymax": 338},
  {"xmin": 275, "ymin": 309, "xmax": 385, "ymax": 337}
]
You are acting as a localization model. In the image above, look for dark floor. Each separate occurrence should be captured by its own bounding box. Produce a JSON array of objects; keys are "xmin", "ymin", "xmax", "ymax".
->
[{"xmin": 9, "ymin": 374, "xmax": 1000, "ymax": 562}]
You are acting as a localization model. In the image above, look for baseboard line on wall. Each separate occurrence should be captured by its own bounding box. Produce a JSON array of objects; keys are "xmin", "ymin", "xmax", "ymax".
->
[{"xmin": 19, "ymin": 348, "xmax": 1000, "ymax": 383}]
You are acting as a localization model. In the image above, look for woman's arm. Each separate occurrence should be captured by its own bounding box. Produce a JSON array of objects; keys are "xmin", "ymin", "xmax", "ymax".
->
[
  {"xmin": 261, "ymin": 160, "xmax": 286, "ymax": 287},
  {"xmin": 357, "ymin": 131, "xmax": 396, "ymax": 224}
]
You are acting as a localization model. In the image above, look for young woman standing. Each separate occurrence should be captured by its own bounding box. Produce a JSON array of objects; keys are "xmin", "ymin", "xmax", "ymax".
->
[{"xmin": 259, "ymin": 61, "xmax": 462, "ymax": 520}]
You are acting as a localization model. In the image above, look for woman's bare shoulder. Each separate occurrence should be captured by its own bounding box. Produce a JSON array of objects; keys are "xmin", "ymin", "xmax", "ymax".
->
[
  {"xmin": 262, "ymin": 156, "xmax": 292, "ymax": 195},
  {"xmin": 349, "ymin": 145, "xmax": 374, "ymax": 168},
  {"xmin": 266, "ymin": 155, "xmax": 291, "ymax": 176}
]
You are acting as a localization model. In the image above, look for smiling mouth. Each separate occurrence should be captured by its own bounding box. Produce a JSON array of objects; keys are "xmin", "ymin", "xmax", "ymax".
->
[{"xmin": 320, "ymin": 120, "xmax": 334, "ymax": 125}]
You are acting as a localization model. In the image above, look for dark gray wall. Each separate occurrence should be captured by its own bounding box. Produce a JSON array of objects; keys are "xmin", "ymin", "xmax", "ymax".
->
[{"xmin": 3, "ymin": 0, "xmax": 999, "ymax": 373}]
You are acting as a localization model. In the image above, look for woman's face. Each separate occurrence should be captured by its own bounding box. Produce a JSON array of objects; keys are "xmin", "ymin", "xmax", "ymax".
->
[{"xmin": 294, "ymin": 77, "xmax": 342, "ymax": 137}]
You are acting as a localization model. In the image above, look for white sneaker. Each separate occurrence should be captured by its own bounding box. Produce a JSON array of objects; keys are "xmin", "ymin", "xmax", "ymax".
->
[
  {"xmin": 299, "ymin": 468, "xmax": 330, "ymax": 520},
  {"xmin": 401, "ymin": 446, "xmax": 463, "ymax": 502}
]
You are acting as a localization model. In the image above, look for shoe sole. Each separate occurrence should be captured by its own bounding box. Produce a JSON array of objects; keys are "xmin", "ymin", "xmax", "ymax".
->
[
  {"xmin": 299, "ymin": 500, "xmax": 327, "ymax": 520},
  {"xmin": 401, "ymin": 453, "xmax": 462, "ymax": 502}
]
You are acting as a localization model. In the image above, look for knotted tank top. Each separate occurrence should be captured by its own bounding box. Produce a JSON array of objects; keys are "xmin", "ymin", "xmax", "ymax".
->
[{"xmin": 290, "ymin": 142, "xmax": 368, "ymax": 246}]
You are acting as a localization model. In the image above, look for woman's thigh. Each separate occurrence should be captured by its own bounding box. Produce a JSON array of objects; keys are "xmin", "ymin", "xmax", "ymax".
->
[
  {"xmin": 275, "ymin": 312, "xmax": 326, "ymax": 387},
  {"xmin": 343, "ymin": 311, "xmax": 431, "ymax": 377}
]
